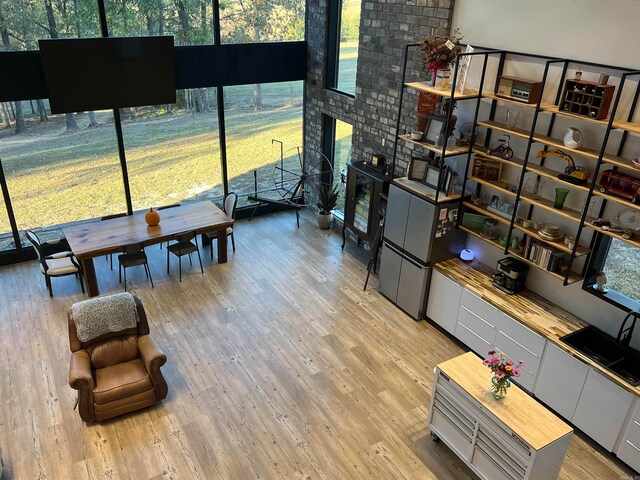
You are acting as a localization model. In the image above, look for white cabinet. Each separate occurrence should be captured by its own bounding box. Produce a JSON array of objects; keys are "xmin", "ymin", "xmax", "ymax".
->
[
  {"xmin": 616, "ymin": 399, "xmax": 640, "ymax": 472},
  {"xmin": 534, "ymin": 343, "xmax": 589, "ymax": 421},
  {"xmin": 454, "ymin": 289, "xmax": 499, "ymax": 357},
  {"xmin": 494, "ymin": 314, "xmax": 546, "ymax": 392},
  {"xmin": 426, "ymin": 269, "xmax": 463, "ymax": 335},
  {"xmin": 572, "ymin": 368, "xmax": 635, "ymax": 452}
]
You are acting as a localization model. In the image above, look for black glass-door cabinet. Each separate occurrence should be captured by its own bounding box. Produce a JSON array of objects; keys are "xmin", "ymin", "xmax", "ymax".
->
[{"xmin": 342, "ymin": 161, "xmax": 390, "ymax": 248}]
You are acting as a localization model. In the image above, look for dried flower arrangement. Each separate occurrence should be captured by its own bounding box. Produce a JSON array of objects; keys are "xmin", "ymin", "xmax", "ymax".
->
[{"xmin": 419, "ymin": 29, "xmax": 464, "ymax": 75}]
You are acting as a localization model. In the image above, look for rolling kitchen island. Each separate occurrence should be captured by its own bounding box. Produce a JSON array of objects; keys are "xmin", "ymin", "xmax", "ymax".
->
[{"xmin": 429, "ymin": 352, "xmax": 573, "ymax": 480}]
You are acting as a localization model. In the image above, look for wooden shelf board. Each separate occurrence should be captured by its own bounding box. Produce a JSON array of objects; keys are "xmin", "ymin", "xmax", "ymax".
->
[
  {"xmin": 399, "ymin": 134, "xmax": 471, "ymax": 157},
  {"xmin": 463, "ymin": 202, "xmax": 512, "ymax": 225},
  {"xmin": 592, "ymin": 189, "xmax": 640, "ymax": 212},
  {"xmin": 540, "ymin": 103, "xmax": 611, "ymax": 127},
  {"xmin": 477, "ymin": 120, "xmax": 531, "ymax": 140},
  {"xmin": 482, "ymin": 92, "xmax": 537, "ymax": 108},
  {"xmin": 464, "ymin": 202, "xmax": 589, "ymax": 256},
  {"xmin": 525, "ymin": 164, "xmax": 591, "ymax": 192},
  {"xmin": 460, "ymin": 225, "xmax": 583, "ymax": 284},
  {"xmin": 584, "ymin": 221, "xmax": 640, "ymax": 249},
  {"xmin": 601, "ymin": 155, "xmax": 640, "ymax": 172},
  {"xmin": 459, "ymin": 225, "xmax": 504, "ymax": 250},
  {"xmin": 467, "ymin": 175, "xmax": 516, "ymax": 196},
  {"xmin": 477, "ymin": 120, "xmax": 627, "ymax": 166},
  {"xmin": 471, "ymin": 146, "xmax": 525, "ymax": 168},
  {"xmin": 507, "ymin": 248, "xmax": 583, "ymax": 285},
  {"xmin": 519, "ymin": 190, "xmax": 584, "ymax": 222},
  {"xmin": 393, "ymin": 176, "xmax": 461, "ymax": 203},
  {"xmin": 613, "ymin": 119, "xmax": 640, "ymax": 135},
  {"xmin": 404, "ymin": 82, "xmax": 479, "ymax": 99}
]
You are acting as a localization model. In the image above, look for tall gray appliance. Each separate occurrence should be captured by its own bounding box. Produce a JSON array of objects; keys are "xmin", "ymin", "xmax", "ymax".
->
[{"xmin": 378, "ymin": 180, "xmax": 466, "ymax": 319}]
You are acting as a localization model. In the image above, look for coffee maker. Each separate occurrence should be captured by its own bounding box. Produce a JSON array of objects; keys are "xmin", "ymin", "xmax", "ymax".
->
[{"xmin": 492, "ymin": 257, "xmax": 529, "ymax": 294}]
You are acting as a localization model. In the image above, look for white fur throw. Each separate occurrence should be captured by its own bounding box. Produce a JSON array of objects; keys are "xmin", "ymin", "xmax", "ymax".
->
[{"xmin": 72, "ymin": 292, "xmax": 138, "ymax": 343}]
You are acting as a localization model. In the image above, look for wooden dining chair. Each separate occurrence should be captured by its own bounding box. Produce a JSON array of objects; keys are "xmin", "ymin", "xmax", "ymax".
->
[
  {"xmin": 205, "ymin": 192, "xmax": 238, "ymax": 259},
  {"xmin": 26, "ymin": 230, "xmax": 84, "ymax": 297},
  {"xmin": 101, "ymin": 213, "xmax": 128, "ymax": 270},
  {"xmin": 118, "ymin": 243, "xmax": 153, "ymax": 291},
  {"xmin": 167, "ymin": 230, "xmax": 203, "ymax": 282}
]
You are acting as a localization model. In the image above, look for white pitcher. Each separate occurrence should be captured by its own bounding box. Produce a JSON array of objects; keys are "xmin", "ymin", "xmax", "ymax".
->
[{"xmin": 563, "ymin": 127, "xmax": 584, "ymax": 149}]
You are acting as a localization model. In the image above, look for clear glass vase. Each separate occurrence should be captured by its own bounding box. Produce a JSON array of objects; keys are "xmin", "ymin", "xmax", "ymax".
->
[{"xmin": 491, "ymin": 376, "xmax": 511, "ymax": 400}]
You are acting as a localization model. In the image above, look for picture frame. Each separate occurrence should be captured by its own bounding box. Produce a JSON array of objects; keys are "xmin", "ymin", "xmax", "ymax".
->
[
  {"xmin": 424, "ymin": 116, "xmax": 445, "ymax": 144},
  {"xmin": 455, "ymin": 45, "xmax": 474, "ymax": 94},
  {"xmin": 423, "ymin": 164, "xmax": 442, "ymax": 189},
  {"xmin": 408, "ymin": 156, "xmax": 430, "ymax": 181}
]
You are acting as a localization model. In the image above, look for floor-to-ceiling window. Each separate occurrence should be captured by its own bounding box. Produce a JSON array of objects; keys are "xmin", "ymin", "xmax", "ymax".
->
[
  {"xmin": 219, "ymin": 0, "xmax": 305, "ymax": 44},
  {"xmin": 224, "ymin": 81, "xmax": 303, "ymax": 207},
  {"xmin": 104, "ymin": 0, "xmax": 216, "ymax": 45},
  {"xmin": 0, "ymin": 102, "xmax": 126, "ymax": 246},
  {"xmin": 326, "ymin": 0, "xmax": 360, "ymax": 95},
  {"xmin": 123, "ymin": 89, "xmax": 223, "ymax": 210},
  {"xmin": 0, "ymin": 0, "xmax": 305, "ymax": 261},
  {"xmin": 333, "ymin": 119, "xmax": 353, "ymax": 213}
]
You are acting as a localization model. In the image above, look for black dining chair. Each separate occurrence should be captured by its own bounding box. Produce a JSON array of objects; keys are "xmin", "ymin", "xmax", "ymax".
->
[
  {"xmin": 156, "ymin": 203, "xmax": 181, "ymax": 250},
  {"xmin": 167, "ymin": 230, "xmax": 203, "ymax": 282},
  {"xmin": 205, "ymin": 192, "xmax": 238, "ymax": 259},
  {"xmin": 101, "ymin": 212, "xmax": 128, "ymax": 270},
  {"xmin": 118, "ymin": 243, "xmax": 153, "ymax": 291}
]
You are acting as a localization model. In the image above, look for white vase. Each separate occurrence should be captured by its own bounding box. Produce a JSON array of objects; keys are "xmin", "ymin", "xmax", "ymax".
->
[
  {"xmin": 317, "ymin": 212, "xmax": 332, "ymax": 230},
  {"xmin": 435, "ymin": 68, "xmax": 452, "ymax": 89}
]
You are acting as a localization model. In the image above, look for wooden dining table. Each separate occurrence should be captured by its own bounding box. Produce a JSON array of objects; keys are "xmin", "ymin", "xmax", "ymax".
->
[{"xmin": 63, "ymin": 201, "xmax": 234, "ymax": 297}]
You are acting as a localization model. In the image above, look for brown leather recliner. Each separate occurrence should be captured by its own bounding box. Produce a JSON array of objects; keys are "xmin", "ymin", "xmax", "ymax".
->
[{"xmin": 68, "ymin": 295, "xmax": 168, "ymax": 422}]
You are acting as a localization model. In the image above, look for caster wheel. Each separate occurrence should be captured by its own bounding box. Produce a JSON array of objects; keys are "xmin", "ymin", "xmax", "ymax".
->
[{"xmin": 431, "ymin": 432, "xmax": 440, "ymax": 442}]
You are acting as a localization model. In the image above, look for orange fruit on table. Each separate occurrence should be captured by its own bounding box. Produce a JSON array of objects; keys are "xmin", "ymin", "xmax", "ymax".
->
[{"xmin": 145, "ymin": 208, "xmax": 160, "ymax": 226}]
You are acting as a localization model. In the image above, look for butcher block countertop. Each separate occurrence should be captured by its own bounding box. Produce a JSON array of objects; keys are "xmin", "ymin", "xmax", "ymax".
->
[
  {"xmin": 434, "ymin": 258, "xmax": 640, "ymax": 396},
  {"xmin": 438, "ymin": 352, "xmax": 573, "ymax": 451}
]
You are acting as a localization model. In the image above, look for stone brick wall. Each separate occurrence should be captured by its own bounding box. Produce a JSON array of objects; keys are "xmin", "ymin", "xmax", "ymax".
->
[{"xmin": 304, "ymin": 0, "xmax": 455, "ymax": 178}]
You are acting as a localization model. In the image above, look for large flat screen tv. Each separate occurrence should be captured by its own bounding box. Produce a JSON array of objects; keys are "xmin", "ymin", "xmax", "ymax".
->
[{"xmin": 39, "ymin": 36, "xmax": 176, "ymax": 114}]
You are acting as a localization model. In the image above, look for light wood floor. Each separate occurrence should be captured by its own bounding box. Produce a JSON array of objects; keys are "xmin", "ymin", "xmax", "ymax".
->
[{"xmin": 0, "ymin": 211, "xmax": 635, "ymax": 479}]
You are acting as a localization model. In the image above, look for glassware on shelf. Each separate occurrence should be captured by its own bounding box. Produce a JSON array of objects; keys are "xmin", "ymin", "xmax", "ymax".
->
[
  {"xmin": 533, "ymin": 178, "xmax": 545, "ymax": 199},
  {"xmin": 554, "ymin": 188, "xmax": 570, "ymax": 209},
  {"xmin": 435, "ymin": 132, "xmax": 444, "ymax": 147},
  {"xmin": 505, "ymin": 109, "xmax": 520, "ymax": 131},
  {"xmin": 482, "ymin": 218, "xmax": 499, "ymax": 240},
  {"xmin": 447, "ymin": 134, "xmax": 457, "ymax": 151}
]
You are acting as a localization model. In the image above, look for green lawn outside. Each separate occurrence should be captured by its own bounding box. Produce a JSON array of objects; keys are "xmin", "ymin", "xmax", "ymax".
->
[{"xmin": 0, "ymin": 47, "xmax": 357, "ymax": 248}]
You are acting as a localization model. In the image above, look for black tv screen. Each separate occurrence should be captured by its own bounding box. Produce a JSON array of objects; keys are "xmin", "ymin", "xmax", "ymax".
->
[{"xmin": 39, "ymin": 36, "xmax": 176, "ymax": 114}]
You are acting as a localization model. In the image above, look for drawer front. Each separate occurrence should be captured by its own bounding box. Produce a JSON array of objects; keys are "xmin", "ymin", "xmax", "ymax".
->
[
  {"xmin": 617, "ymin": 438, "xmax": 640, "ymax": 473},
  {"xmin": 460, "ymin": 289, "xmax": 502, "ymax": 325},
  {"xmin": 497, "ymin": 313, "xmax": 546, "ymax": 358},
  {"xmin": 455, "ymin": 319, "xmax": 494, "ymax": 357},
  {"xmin": 458, "ymin": 305, "xmax": 497, "ymax": 346},
  {"xmin": 494, "ymin": 330, "xmax": 543, "ymax": 375},
  {"xmin": 623, "ymin": 417, "xmax": 640, "ymax": 449}
]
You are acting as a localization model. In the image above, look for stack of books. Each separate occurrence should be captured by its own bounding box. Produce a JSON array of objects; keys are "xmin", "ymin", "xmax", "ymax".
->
[
  {"xmin": 353, "ymin": 189, "xmax": 371, "ymax": 232},
  {"xmin": 522, "ymin": 235, "xmax": 568, "ymax": 273}
]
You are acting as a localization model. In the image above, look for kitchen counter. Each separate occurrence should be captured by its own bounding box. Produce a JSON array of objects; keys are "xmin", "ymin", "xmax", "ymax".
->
[
  {"xmin": 434, "ymin": 258, "xmax": 640, "ymax": 396},
  {"xmin": 437, "ymin": 352, "xmax": 573, "ymax": 451}
]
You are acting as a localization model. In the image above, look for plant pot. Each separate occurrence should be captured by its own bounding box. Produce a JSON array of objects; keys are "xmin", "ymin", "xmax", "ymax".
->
[
  {"xmin": 317, "ymin": 212, "xmax": 332, "ymax": 230},
  {"xmin": 435, "ymin": 68, "xmax": 452, "ymax": 89}
]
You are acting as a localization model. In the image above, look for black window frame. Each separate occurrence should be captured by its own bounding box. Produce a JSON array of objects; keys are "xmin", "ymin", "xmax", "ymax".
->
[
  {"xmin": 582, "ymin": 233, "xmax": 640, "ymax": 313},
  {"xmin": 325, "ymin": 0, "xmax": 356, "ymax": 98},
  {"xmin": 0, "ymin": 0, "xmax": 307, "ymax": 265}
]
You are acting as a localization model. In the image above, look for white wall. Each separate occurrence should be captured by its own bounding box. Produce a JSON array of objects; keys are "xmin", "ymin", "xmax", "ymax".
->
[
  {"xmin": 450, "ymin": 0, "xmax": 640, "ymax": 349},
  {"xmin": 452, "ymin": 0, "xmax": 640, "ymax": 69}
]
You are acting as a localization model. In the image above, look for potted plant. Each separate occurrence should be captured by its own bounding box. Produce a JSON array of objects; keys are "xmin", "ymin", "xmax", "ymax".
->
[
  {"xmin": 317, "ymin": 184, "xmax": 340, "ymax": 229},
  {"xmin": 419, "ymin": 29, "xmax": 463, "ymax": 88}
]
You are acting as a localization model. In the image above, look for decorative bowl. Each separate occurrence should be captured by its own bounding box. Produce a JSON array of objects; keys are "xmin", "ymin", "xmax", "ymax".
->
[{"xmin": 632, "ymin": 158, "xmax": 640, "ymax": 170}]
